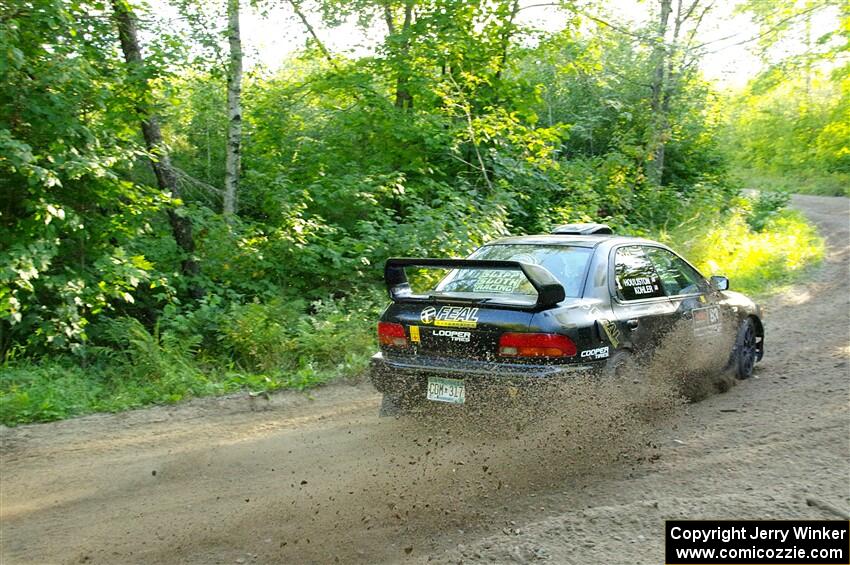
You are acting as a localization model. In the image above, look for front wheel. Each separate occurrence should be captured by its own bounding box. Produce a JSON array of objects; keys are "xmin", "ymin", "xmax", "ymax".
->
[{"xmin": 733, "ymin": 318, "xmax": 758, "ymax": 380}]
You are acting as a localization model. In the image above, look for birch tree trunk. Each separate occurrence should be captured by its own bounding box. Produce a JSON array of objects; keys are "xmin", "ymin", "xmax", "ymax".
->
[
  {"xmin": 224, "ymin": 0, "xmax": 242, "ymax": 218},
  {"xmin": 111, "ymin": 0, "xmax": 202, "ymax": 296}
]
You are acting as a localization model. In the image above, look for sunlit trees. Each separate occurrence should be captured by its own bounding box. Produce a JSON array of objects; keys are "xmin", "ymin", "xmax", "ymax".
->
[
  {"xmin": 724, "ymin": 0, "xmax": 848, "ymax": 194},
  {"xmin": 0, "ymin": 1, "xmax": 172, "ymax": 352},
  {"xmin": 1, "ymin": 0, "xmax": 740, "ymax": 357},
  {"xmin": 1, "ymin": 0, "xmax": 834, "ymax": 404}
]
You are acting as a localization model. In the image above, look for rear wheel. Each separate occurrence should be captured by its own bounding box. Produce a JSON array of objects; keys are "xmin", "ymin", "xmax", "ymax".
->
[
  {"xmin": 604, "ymin": 350, "xmax": 637, "ymax": 379},
  {"xmin": 734, "ymin": 318, "xmax": 758, "ymax": 380}
]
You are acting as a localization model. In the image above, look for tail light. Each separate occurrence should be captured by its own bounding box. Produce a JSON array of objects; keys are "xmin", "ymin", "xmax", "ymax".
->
[
  {"xmin": 498, "ymin": 332, "xmax": 577, "ymax": 358},
  {"xmin": 378, "ymin": 322, "xmax": 408, "ymax": 347}
]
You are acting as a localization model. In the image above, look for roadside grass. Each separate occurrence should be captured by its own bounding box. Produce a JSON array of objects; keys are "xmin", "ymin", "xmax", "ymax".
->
[
  {"xmin": 732, "ymin": 166, "xmax": 849, "ymax": 197},
  {"xmin": 658, "ymin": 206, "xmax": 825, "ymax": 297},
  {"xmin": 0, "ymin": 196, "xmax": 826, "ymax": 426},
  {"xmin": 0, "ymin": 349, "xmax": 376, "ymax": 426},
  {"xmin": 1, "ymin": 297, "xmax": 380, "ymax": 426},
  {"xmin": 0, "ymin": 358, "xmax": 373, "ymax": 425}
]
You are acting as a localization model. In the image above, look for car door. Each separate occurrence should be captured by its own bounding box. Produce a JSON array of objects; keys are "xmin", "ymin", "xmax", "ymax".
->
[
  {"xmin": 609, "ymin": 245, "xmax": 678, "ymax": 359},
  {"xmin": 643, "ymin": 246, "xmax": 732, "ymax": 372}
]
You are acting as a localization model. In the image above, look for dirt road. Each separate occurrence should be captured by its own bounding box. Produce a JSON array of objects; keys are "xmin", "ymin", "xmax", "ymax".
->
[{"xmin": 2, "ymin": 195, "xmax": 848, "ymax": 565}]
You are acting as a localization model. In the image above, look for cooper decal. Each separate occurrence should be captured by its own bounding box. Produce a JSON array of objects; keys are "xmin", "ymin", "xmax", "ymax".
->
[
  {"xmin": 581, "ymin": 346, "xmax": 610, "ymax": 360},
  {"xmin": 421, "ymin": 306, "xmax": 480, "ymax": 328},
  {"xmin": 432, "ymin": 329, "xmax": 471, "ymax": 343}
]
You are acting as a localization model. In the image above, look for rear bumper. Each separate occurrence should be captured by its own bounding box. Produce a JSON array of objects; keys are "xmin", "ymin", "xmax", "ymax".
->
[{"xmin": 370, "ymin": 351, "xmax": 601, "ymax": 396}]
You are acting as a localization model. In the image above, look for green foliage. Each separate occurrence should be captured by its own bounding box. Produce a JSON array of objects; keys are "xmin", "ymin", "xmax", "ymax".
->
[
  {"xmin": 0, "ymin": 363, "xmax": 106, "ymax": 424},
  {"xmin": 0, "ymin": 292, "xmax": 382, "ymax": 425},
  {"xmin": 0, "ymin": 0, "xmax": 178, "ymax": 353},
  {"xmin": 746, "ymin": 190, "xmax": 792, "ymax": 232},
  {"xmin": 220, "ymin": 296, "xmax": 376, "ymax": 375},
  {"xmin": 732, "ymin": 166, "xmax": 849, "ymax": 198},
  {"xmin": 102, "ymin": 317, "xmax": 202, "ymax": 383},
  {"xmin": 0, "ymin": 0, "xmax": 834, "ymax": 425},
  {"xmin": 724, "ymin": 0, "xmax": 849, "ymax": 193},
  {"xmin": 659, "ymin": 200, "xmax": 825, "ymax": 297},
  {"xmin": 725, "ymin": 73, "xmax": 850, "ymax": 181}
]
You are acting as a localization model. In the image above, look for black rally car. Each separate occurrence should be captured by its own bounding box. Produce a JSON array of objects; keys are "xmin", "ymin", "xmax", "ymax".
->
[{"xmin": 370, "ymin": 224, "xmax": 764, "ymax": 415}]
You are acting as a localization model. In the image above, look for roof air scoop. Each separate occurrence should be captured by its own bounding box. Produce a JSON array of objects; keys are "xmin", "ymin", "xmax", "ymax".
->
[{"xmin": 550, "ymin": 223, "xmax": 613, "ymax": 235}]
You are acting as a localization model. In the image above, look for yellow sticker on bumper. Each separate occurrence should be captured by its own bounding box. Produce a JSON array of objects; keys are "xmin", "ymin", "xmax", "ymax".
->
[
  {"xmin": 434, "ymin": 320, "xmax": 477, "ymax": 329},
  {"xmin": 409, "ymin": 325, "xmax": 420, "ymax": 342}
]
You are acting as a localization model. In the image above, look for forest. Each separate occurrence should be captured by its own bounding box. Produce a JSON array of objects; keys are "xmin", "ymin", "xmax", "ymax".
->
[{"xmin": 0, "ymin": 0, "xmax": 845, "ymax": 424}]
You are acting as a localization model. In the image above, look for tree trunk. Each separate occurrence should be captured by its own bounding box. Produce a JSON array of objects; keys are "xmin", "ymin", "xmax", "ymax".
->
[
  {"xmin": 224, "ymin": 0, "xmax": 242, "ymax": 218},
  {"xmin": 385, "ymin": 1, "xmax": 414, "ymax": 110},
  {"xmin": 289, "ymin": 0, "xmax": 336, "ymax": 67},
  {"xmin": 494, "ymin": 0, "xmax": 520, "ymax": 80},
  {"xmin": 648, "ymin": 0, "xmax": 702, "ymax": 186},
  {"xmin": 111, "ymin": 0, "xmax": 202, "ymax": 296},
  {"xmin": 647, "ymin": 0, "xmax": 673, "ymax": 185}
]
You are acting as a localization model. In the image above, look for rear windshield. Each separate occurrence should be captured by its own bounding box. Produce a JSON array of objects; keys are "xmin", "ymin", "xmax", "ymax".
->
[{"xmin": 434, "ymin": 244, "xmax": 592, "ymax": 299}]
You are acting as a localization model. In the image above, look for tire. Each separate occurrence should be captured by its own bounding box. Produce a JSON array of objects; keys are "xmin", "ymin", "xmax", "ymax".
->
[
  {"xmin": 733, "ymin": 318, "xmax": 758, "ymax": 380},
  {"xmin": 604, "ymin": 350, "xmax": 637, "ymax": 380}
]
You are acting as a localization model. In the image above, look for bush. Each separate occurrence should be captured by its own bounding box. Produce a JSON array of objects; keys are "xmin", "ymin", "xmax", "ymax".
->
[
  {"xmin": 660, "ymin": 207, "xmax": 824, "ymax": 296},
  {"xmin": 732, "ymin": 167, "xmax": 849, "ymax": 197},
  {"xmin": 746, "ymin": 190, "xmax": 791, "ymax": 232},
  {"xmin": 0, "ymin": 363, "xmax": 105, "ymax": 424},
  {"xmin": 0, "ymin": 292, "xmax": 383, "ymax": 425}
]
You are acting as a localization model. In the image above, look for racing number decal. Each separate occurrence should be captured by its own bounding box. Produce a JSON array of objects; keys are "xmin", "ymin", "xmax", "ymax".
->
[{"xmin": 693, "ymin": 306, "xmax": 721, "ymax": 336}]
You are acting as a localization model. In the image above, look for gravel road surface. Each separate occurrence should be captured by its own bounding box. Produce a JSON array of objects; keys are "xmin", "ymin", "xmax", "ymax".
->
[{"xmin": 1, "ymin": 194, "xmax": 848, "ymax": 565}]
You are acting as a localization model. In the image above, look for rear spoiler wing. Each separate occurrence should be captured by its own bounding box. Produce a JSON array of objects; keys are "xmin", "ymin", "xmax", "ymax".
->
[{"xmin": 384, "ymin": 258, "xmax": 566, "ymax": 310}]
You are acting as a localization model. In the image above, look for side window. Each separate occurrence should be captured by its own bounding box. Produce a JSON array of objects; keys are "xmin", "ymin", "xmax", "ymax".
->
[
  {"xmin": 644, "ymin": 247, "xmax": 705, "ymax": 297},
  {"xmin": 614, "ymin": 246, "xmax": 665, "ymax": 300}
]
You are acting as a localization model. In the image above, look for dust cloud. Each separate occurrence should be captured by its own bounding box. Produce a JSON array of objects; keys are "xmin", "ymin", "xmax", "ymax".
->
[{"xmin": 262, "ymin": 358, "xmax": 692, "ymax": 564}]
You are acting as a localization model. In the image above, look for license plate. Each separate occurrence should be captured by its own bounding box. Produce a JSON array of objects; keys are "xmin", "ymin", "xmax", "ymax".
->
[{"xmin": 426, "ymin": 377, "xmax": 466, "ymax": 404}]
